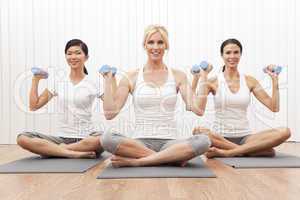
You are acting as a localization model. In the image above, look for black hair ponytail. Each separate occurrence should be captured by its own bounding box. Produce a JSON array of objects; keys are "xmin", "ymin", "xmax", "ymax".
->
[{"xmin": 83, "ymin": 66, "xmax": 88, "ymax": 75}]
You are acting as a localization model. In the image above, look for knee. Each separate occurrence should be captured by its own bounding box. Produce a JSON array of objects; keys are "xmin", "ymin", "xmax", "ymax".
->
[
  {"xmin": 16, "ymin": 135, "xmax": 31, "ymax": 149},
  {"xmin": 191, "ymin": 134, "xmax": 212, "ymax": 155},
  {"xmin": 279, "ymin": 127, "xmax": 291, "ymax": 141},
  {"xmin": 100, "ymin": 131, "xmax": 118, "ymax": 153}
]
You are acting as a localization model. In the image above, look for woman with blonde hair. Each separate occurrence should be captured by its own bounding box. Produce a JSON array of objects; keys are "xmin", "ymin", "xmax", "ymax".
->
[{"xmin": 100, "ymin": 25, "xmax": 211, "ymax": 167}]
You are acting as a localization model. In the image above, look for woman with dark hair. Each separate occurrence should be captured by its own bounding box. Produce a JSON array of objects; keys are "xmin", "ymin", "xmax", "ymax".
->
[
  {"xmin": 192, "ymin": 38, "xmax": 291, "ymax": 158},
  {"xmin": 17, "ymin": 39, "xmax": 110, "ymax": 158}
]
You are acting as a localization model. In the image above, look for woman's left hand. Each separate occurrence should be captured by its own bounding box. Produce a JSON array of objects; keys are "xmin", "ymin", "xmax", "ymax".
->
[{"xmin": 265, "ymin": 64, "xmax": 279, "ymax": 80}]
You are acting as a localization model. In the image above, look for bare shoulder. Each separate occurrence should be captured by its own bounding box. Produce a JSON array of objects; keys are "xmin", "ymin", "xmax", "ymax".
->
[
  {"xmin": 205, "ymin": 75, "xmax": 218, "ymax": 94},
  {"xmin": 245, "ymin": 74, "xmax": 259, "ymax": 91},
  {"xmin": 171, "ymin": 68, "xmax": 187, "ymax": 82},
  {"xmin": 125, "ymin": 68, "xmax": 139, "ymax": 79},
  {"xmin": 123, "ymin": 68, "xmax": 140, "ymax": 93}
]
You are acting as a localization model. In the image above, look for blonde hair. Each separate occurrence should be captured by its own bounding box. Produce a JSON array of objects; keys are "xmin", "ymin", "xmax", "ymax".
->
[{"xmin": 143, "ymin": 25, "xmax": 169, "ymax": 50}]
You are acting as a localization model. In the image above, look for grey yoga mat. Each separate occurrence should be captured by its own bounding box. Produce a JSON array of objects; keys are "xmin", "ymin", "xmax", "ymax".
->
[
  {"xmin": 214, "ymin": 152, "xmax": 300, "ymax": 168},
  {"xmin": 97, "ymin": 156, "xmax": 216, "ymax": 179},
  {"xmin": 0, "ymin": 152, "xmax": 110, "ymax": 173}
]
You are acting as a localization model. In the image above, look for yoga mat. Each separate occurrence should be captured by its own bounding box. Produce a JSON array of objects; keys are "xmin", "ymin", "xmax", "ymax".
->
[
  {"xmin": 0, "ymin": 152, "xmax": 110, "ymax": 173},
  {"xmin": 97, "ymin": 156, "xmax": 216, "ymax": 179},
  {"xmin": 215, "ymin": 152, "xmax": 300, "ymax": 168}
]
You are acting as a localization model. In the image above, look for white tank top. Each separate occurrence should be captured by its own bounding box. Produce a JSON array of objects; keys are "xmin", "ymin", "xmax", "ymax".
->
[
  {"xmin": 132, "ymin": 68, "xmax": 178, "ymax": 139},
  {"xmin": 212, "ymin": 73, "xmax": 251, "ymax": 137}
]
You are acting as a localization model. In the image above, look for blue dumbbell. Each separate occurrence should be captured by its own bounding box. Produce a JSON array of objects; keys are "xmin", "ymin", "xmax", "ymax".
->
[
  {"xmin": 263, "ymin": 66, "xmax": 282, "ymax": 75},
  {"xmin": 99, "ymin": 65, "xmax": 117, "ymax": 76},
  {"xmin": 111, "ymin": 67, "xmax": 117, "ymax": 76},
  {"xmin": 31, "ymin": 67, "xmax": 49, "ymax": 78},
  {"xmin": 191, "ymin": 61, "xmax": 210, "ymax": 74}
]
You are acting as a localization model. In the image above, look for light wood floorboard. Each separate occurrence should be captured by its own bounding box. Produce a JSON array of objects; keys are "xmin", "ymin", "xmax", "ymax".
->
[{"xmin": 0, "ymin": 143, "xmax": 299, "ymax": 200}]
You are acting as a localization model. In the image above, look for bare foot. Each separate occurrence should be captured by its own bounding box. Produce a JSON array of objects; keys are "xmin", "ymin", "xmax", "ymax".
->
[
  {"xmin": 180, "ymin": 160, "xmax": 188, "ymax": 167},
  {"xmin": 205, "ymin": 147, "xmax": 231, "ymax": 158},
  {"xmin": 247, "ymin": 149, "xmax": 276, "ymax": 157},
  {"xmin": 71, "ymin": 151, "xmax": 96, "ymax": 159},
  {"xmin": 110, "ymin": 155, "xmax": 139, "ymax": 167},
  {"xmin": 170, "ymin": 160, "xmax": 189, "ymax": 167}
]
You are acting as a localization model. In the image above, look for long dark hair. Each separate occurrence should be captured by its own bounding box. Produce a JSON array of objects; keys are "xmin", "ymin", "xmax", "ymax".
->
[
  {"xmin": 220, "ymin": 38, "xmax": 243, "ymax": 72},
  {"xmin": 64, "ymin": 39, "xmax": 89, "ymax": 75}
]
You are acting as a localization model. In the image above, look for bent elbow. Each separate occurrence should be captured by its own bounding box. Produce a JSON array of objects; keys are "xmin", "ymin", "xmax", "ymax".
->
[
  {"xmin": 271, "ymin": 105, "xmax": 280, "ymax": 112},
  {"xmin": 185, "ymin": 105, "xmax": 192, "ymax": 112},
  {"xmin": 193, "ymin": 107, "xmax": 205, "ymax": 116},
  {"xmin": 195, "ymin": 109, "xmax": 205, "ymax": 116},
  {"xmin": 104, "ymin": 114, "xmax": 114, "ymax": 120},
  {"xmin": 104, "ymin": 111, "xmax": 117, "ymax": 120},
  {"xmin": 29, "ymin": 106, "xmax": 38, "ymax": 111},
  {"xmin": 188, "ymin": 105, "xmax": 205, "ymax": 116}
]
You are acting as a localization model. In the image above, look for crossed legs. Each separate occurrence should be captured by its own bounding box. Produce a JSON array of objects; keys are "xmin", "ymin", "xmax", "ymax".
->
[
  {"xmin": 17, "ymin": 132, "xmax": 103, "ymax": 158},
  {"xmin": 101, "ymin": 132, "xmax": 211, "ymax": 167},
  {"xmin": 193, "ymin": 126, "xmax": 291, "ymax": 158}
]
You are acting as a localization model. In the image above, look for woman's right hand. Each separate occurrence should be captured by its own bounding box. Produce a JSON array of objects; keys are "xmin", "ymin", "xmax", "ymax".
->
[
  {"xmin": 100, "ymin": 71, "xmax": 114, "ymax": 80},
  {"xmin": 32, "ymin": 74, "xmax": 47, "ymax": 81},
  {"xmin": 98, "ymin": 65, "xmax": 117, "ymax": 80},
  {"xmin": 192, "ymin": 62, "xmax": 213, "ymax": 78},
  {"xmin": 199, "ymin": 63, "xmax": 213, "ymax": 77}
]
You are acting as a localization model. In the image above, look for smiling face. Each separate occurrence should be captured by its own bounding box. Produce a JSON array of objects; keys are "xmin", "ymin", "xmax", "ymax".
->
[
  {"xmin": 222, "ymin": 43, "xmax": 241, "ymax": 69},
  {"xmin": 144, "ymin": 31, "xmax": 166, "ymax": 62},
  {"xmin": 65, "ymin": 45, "xmax": 88, "ymax": 70}
]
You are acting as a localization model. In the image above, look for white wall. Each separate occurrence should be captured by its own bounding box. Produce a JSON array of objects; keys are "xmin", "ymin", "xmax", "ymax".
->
[{"xmin": 0, "ymin": 0, "xmax": 299, "ymax": 144}]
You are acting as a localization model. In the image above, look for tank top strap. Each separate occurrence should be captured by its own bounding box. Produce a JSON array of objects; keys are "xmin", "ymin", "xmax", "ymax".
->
[
  {"xmin": 217, "ymin": 73, "xmax": 224, "ymax": 86},
  {"xmin": 215, "ymin": 73, "xmax": 226, "ymax": 108},
  {"xmin": 132, "ymin": 67, "xmax": 144, "ymax": 93},
  {"xmin": 167, "ymin": 67, "xmax": 175, "ymax": 82},
  {"xmin": 239, "ymin": 73, "xmax": 250, "ymax": 93},
  {"xmin": 136, "ymin": 67, "xmax": 144, "ymax": 84}
]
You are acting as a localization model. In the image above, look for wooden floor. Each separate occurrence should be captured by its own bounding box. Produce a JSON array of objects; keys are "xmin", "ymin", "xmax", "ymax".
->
[{"xmin": 0, "ymin": 143, "xmax": 300, "ymax": 200}]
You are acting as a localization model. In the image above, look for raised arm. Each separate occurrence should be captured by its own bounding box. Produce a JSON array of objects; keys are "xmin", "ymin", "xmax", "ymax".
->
[
  {"xmin": 29, "ymin": 76, "xmax": 54, "ymax": 111},
  {"xmin": 102, "ymin": 70, "xmax": 136, "ymax": 120},
  {"xmin": 174, "ymin": 69, "xmax": 209, "ymax": 116},
  {"xmin": 100, "ymin": 75, "xmax": 117, "ymax": 101},
  {"xmin": 246, "ymin": 67, "xmax": 279, "ymax": 112},
  {"xmin": 191, "ymin": 68, "xmax": 214, "ymax": 114}
]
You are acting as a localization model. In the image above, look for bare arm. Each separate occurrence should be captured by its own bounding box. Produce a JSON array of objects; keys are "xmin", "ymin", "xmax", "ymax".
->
[
  {"xmin": 192, "ymin": 74, "xmax": 214, "ymax": 115},
  {"xmin": 102, "ymin": 71, "xmax": 136, "ymax": 120},
  {"xmin": 190, "ymin": 64, "xmax": 213, "ymax": 115},
  {"xmin": 246, "ymin": 72, "xmax": 279, "ymax": 112},
  {"xmin": 100, "ymin": 75, "xmax": 117, "ymax": 101},
  {"xmin": 29, "ymin": 76, "xmax": 53, "ymax": 111},
  {"xmin": 174, "ymin": 69, "xmax": 207, "ymax": 116}
]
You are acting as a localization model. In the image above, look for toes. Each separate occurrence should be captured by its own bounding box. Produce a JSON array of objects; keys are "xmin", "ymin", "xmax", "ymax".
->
[
  {"xmin": 111, "ymin": 161, "xmax": 120, "ymax": 168},
  {"xmin": 88, "ymin": 152, "xmax": 96, "ymax": 158},
  {"xmin": 208, "ymin": 147, "xmax": 216, "ymax": 152},
  {"xmin": 111, "ymin": 155, "xmax": 120, "ymax": 161}
]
